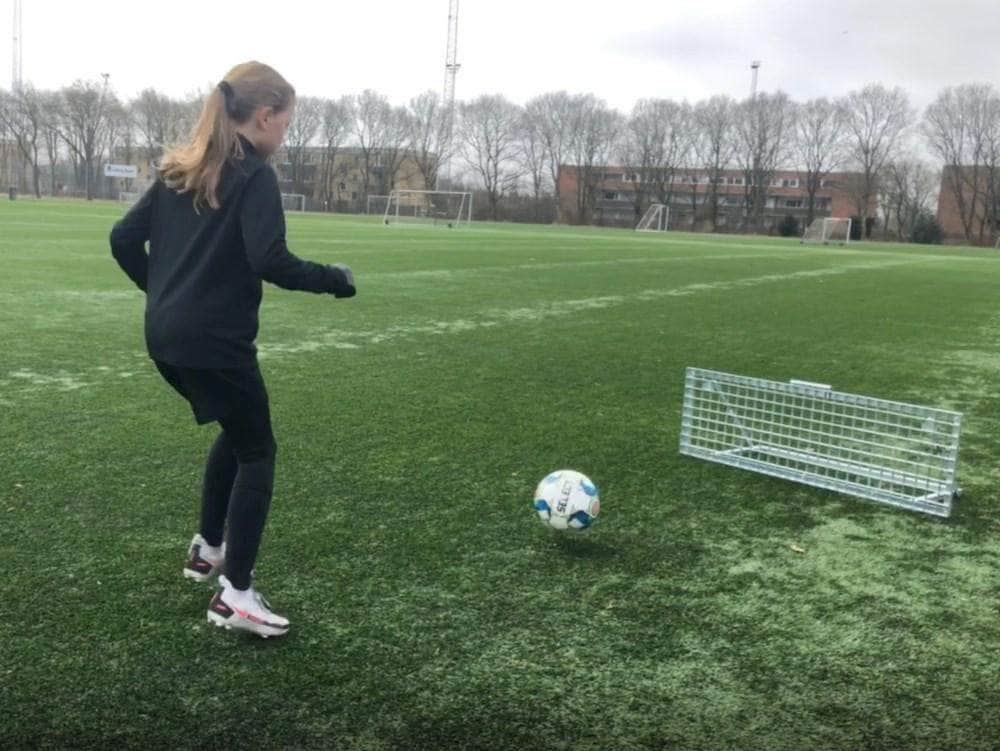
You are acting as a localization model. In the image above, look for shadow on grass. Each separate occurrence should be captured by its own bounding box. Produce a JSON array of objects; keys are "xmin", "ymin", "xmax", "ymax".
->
[{"xmin": 548, "ymin": 531, "xmax": 621, "ymax": 561}]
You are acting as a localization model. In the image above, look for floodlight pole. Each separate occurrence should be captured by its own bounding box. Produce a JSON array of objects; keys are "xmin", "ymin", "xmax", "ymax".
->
[
  {"xmin": 441, "ymin": 0, "xmax": 461, "ymax": 189},
  {"xmin": 12, "ymin": 0, "xmax": 22, "ymax": 92},
  {"xmin": 10, "ymin": 0, "xmax": 24, "ymax": 195},
  {"xmin": 750, "ymin": 60, "xmax": 761, "ymax": 100}
]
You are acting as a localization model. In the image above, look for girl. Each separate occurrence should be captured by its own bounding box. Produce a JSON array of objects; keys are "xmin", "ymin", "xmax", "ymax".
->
[{"xmin": 110, "ymin": 61, "xmax": 355, "ymax": 638}]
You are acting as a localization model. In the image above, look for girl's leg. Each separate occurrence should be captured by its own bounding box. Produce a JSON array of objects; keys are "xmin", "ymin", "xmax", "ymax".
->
[
  {"xmin": 201, "ymin": 430, "xmax": 237, "ymax": 547},
  {"xmin": 218, "ymin": 405, "xmax": 276, "ymax": 591}
]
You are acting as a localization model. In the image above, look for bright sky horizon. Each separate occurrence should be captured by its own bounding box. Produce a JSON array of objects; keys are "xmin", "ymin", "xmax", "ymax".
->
[{"xmin": 1, "ymin": 0, "xmax": 998, "ymax": 114}]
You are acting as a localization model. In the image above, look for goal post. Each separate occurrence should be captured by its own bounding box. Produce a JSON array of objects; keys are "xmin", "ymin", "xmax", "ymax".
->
[
  {"xmin": 802, "ymin": 217, "xmax": 851, "ymax": 245},
  {"xmin": 636, "ymin": 203, "xmax": 669, "ymax": 231},
  {"xmin": 281, "ymin": 193, "xmax": 306, "ymax": 212},
  {"xmin": 383, "ymin": 189, "xmax": 473, "ymax": 227}
]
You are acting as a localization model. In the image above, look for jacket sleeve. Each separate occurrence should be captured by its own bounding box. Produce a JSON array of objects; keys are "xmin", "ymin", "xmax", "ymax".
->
[
  {"xmin": 240, "ymin": 166, "xmax": 347, "ymax": 294},
  {"xmin": 109, "ymin": 183, "xmax": 156, "ymax": 292}
]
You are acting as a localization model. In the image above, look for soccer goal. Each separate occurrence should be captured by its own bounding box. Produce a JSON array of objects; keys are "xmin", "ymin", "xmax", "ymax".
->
[
  {"xmin": 118, "ymin": 191, "xmax": 140, "ymax": 205},
  {"xmin": 802, "ymin": 217, "xmax": 851, "ymax": 244},
  {"xmin": 679, "ymin": 368, "xmax": 963, "ymax": 517},
  {"xmin": 636, "ymin": 203, "xmax": 669, "ymax": 232},
  {"xmin": 281, "ymin": 193, "xmax": 306, "ymax": 212},
  {"xmin": 366, "ymin": 194, "xmax": 390, "ymax": 215},
  {"xmin": 384, "ymin": 189, "xmax": 473, "ymax": 227}
]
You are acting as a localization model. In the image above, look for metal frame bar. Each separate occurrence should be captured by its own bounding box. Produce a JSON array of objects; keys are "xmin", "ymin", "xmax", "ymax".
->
[{"xmin": 679, "ymin": 368, "xmax": 962, "ymax": 517}]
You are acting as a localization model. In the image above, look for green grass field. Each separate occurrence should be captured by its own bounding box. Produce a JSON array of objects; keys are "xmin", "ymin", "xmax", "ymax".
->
[{"xmin": 2, "ymin": 199, "xmax": 999, "ymax": 750}]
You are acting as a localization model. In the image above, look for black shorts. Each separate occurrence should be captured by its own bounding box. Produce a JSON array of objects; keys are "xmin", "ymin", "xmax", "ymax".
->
[{"xmin": 153, "ymin": 359, "xmax": 275, "ymax": 461}]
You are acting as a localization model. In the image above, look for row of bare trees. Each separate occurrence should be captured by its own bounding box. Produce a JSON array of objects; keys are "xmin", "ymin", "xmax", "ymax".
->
[{"xmin": 2, "ymin": 79, "xmax": 999, "ymax": 240}]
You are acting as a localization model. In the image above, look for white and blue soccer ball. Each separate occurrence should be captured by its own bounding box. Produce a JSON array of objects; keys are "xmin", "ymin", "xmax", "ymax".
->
[{"xmin": 533, "ymin": 469, "xmax": 600, "ymax": 531}]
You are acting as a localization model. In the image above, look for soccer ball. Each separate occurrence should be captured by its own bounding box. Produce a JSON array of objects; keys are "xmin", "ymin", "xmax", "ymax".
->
[{"xmin": 533, "ymin": 469, "xmax": 600, "ymax": 531}]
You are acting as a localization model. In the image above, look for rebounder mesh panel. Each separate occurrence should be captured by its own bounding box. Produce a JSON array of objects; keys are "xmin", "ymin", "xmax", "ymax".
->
[{"xmin": 679, "ymin": 368, "xmax": 962, "ymax": 517}]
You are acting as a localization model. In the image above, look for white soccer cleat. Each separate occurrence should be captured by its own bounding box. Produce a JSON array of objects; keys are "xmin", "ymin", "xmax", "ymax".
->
[
  {"xmin": 207, "ymin": 575, "xmax": 290, "ymax": 638},
  {"xmin": 183, "ymin": 534, "xmax": 226, "ymax": 582}
]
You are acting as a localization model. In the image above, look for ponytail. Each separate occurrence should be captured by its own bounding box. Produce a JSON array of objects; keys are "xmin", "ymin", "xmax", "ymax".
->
[{"xmin": 158, "ymin": 61, "xmax": 295, "ymax": 211}]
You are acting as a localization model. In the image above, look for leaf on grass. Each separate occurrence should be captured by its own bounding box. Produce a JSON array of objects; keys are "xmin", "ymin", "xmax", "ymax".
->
[{"xmin": 790, "ymin": 544, "xmax": 806, "ymax": 554}]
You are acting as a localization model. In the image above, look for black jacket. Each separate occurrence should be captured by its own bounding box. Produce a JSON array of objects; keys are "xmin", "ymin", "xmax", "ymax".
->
[{"xmin": 110, "ymin": 137, "xmax": 354, "ymax": 368}]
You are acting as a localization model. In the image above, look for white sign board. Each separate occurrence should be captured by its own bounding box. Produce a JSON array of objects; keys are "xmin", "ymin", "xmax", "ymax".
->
[{"xmin": 104, "ymin": 164, "xmax": 138, "ymax": 179}]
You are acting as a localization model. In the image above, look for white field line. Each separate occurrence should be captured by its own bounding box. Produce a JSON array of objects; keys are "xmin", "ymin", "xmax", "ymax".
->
[
  {"xmin": 371, "ymin": 252, "xmax": 818, "ymax": 280},
  {"xmin": 0, "ymin": 251, "xmax": 836, "ymax": 302},
  {"xmin": 0, "ymin": 258, "xmax": 923, "ymax": 399},
  {"xmin": 257, "ymin": 259, "xmax": 918, "ymax": 358}
]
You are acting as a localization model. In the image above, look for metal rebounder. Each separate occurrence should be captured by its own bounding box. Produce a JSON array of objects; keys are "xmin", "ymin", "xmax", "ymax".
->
[{"xmin": 679, "ymin": 368, "xmax": 962, "ymax": 517}]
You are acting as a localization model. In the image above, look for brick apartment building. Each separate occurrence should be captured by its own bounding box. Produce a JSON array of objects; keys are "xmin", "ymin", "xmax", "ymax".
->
[
  {"xmin": 935, "ymin": 164, "xmax": 999, "ymax": 243},
  {"xmin": 557, "ymin": 165, "xmax": 862, "ymax": 231}
]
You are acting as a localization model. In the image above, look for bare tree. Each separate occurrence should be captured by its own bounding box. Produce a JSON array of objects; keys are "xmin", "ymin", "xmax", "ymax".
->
[
  {"xmin": 39, "ymin": 91, "xmax": 62, "ymax": 195},
  {"xmin": 567, "ymin": 96, "xmax": 623, "ymax": 225},
  {"xmin": 693, "ymin": 95, "xmax": 737, "ymax": 231},
  {"xmin": 0, "ymin": 86, "xmax": 45, "ymax": 197},
  {"xmin": 406, "ymin": 90, "xmax": 453, "ymax": 191},
  {"xmin": 103, "ymin": 98, "xmax": 135, "ymax": 197},
  {"xmin": 620, "ymin": 99, "xmax": 692, "ymax": 222},
  {"xmin": 882, "ymin": 158, "xmax": 939, "ymax": 240},
  {"xmin": 793, "ymin": 97, "xmax": 846, "ymax": 226},
  {"xmin": 525, "ymin": 91, "xmax": 577, "ymax": 214},
  {"xmin": 986, "ymin": 107, "xmax": 1000, "ymax": 243},
  {"xmin": 350, "ymin": 90, "xmax": 394, "ymax": 208},
  {"xmin": 58, "ymin": 79, "xmax": 119, "ymax": 199},
  {"xmin": 378, "ymin": 106, "xmax": 415, "ymax": 195},
  {"xmin": 459, "ymin": 94, "xmax": 524, "ymax": 220},
  {"xmin": 517, "ymin": 107, "xmax": 550, "ymax": 222},
  {"xmin": 130, "ymin": 88, "xmax": 190, "ymax": 166},
  {"xmin": 318, "ymin": 96, "xmax": 352, "ymax": 211},
  {"xmin": 284, "ymin": 95, "xmax": 322, "ymax": 197},
  {"xmin": 839, "ymin": 83, "xmax": 913, "ymax": 238},
  {"xmin": 922, "ymin": 83, "xmax": 1000, "ymax": 244},
  {"xmin": 734, "ymin": 91, "xmax": 795, "ymax": 232}
]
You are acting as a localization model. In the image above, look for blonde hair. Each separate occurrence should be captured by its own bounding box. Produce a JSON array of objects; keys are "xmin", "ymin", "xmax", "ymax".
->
[{"xmin": 158, "ymin": 61, "xmax": 295, "ymax": 211}]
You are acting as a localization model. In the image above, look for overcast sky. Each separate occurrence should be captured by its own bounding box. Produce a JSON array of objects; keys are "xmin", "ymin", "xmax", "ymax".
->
[{"xmin": 2, "ymin": 0, "xmax": 998, "ymax": 113}]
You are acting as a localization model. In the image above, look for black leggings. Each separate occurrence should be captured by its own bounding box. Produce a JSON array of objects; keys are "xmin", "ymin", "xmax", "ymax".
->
[
  {"xmin": 201, "ymin": 407, "xmax": 277, "ymax": 591},
  {"xmin": 153, "ymin": 359, "xmax": 276, "ymax": 591}
]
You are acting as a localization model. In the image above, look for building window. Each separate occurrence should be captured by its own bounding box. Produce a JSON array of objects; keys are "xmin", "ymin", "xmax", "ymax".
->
[
  {"xmin": 603, "ymin": 191, "xmax": 621, "ymax": 201},
  {"xmin": 782, "ymin": 178, "xmax": 799, "ymax": 188},
  {"xmin": 784, "ymin": 199, "xmax": 803, "ymax": 208}
]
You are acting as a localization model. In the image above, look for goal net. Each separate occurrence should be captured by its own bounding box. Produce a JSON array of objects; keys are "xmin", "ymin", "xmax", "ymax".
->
[
  {"xmin": 281, "ymin": 193, "xmax": 306, "ymax": 212},
  {"xmin": 680, "ymin": 367, "xmax": 962, "ymax": 517},
  {"xmin": 636, "ymin": 203, "xmax": 669, "ymax": 231},
  {"xmin": 802, "ymin": 217, "xmax": 851, "ymax": 244},
  {"xmin": 366, "ymin": 194, "xmax": 390, "ymax": 215},
  {"xmin": 384, "ymin": 190, "xmax": 473, "ymax": 227}
]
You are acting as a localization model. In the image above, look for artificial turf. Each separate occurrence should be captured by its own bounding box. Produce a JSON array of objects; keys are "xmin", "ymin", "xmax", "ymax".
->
[{"xmin": 2, "ymin": 199, "xmax": 999, "ymax": 749}]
